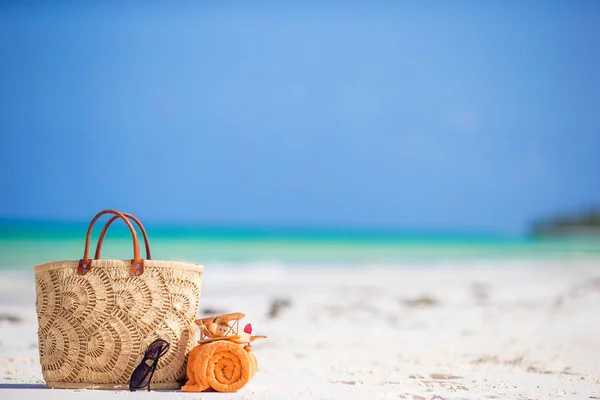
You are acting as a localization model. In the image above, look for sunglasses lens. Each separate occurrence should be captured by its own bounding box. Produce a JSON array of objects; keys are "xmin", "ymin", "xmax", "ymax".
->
[
  {"xmin": 146, "ymin": 340, "xmax": 169, "ymax": 359},
  {"xmin": 158, "ymin": 343, "xmax": 170, "ymax": 358},
  {"xmin": 129, "ymin": 363, "xmax": 153, "ymax": 390},
  {"xmin": 129, "ymin": 338, "xmax": 170, "ymax": 391}
]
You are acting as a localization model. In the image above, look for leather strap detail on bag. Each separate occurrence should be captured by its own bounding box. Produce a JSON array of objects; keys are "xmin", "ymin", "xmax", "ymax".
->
[
  {"xmin": 130, "ymin": 259, "xmax": 145, "ymax": 276},
  {"xmin": 79, "ymin": 209, "xmax": 144, "ymax": 277},
  {"xmin": 77, "ymin": 259, "xmax": 92, "ymax": 275},
  {"xmin": 94, "ymin": 213, "xmax": 152, "ymax": 260}
]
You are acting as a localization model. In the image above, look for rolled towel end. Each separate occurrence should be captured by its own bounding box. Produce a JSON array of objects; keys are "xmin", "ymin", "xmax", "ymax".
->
[{"xmin": 184, "ymin": 340, "xmax": 257, "ymax": 393}]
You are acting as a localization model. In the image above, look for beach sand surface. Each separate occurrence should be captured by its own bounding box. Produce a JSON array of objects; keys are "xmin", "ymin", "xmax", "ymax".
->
[{"xmin": 1, "ymin": 259, "xmax": 599, "ymax": 400}]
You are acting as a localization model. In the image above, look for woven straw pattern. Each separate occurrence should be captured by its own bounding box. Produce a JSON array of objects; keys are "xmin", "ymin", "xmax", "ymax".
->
[{"xmin": 34, "ymin": 260, "xmax": 203, "ymax": 388}]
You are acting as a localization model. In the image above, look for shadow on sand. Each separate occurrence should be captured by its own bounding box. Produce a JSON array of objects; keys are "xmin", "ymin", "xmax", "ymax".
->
[{"xmin": 0, "ymin": 384, "xmax": 46, "ymax": 389}]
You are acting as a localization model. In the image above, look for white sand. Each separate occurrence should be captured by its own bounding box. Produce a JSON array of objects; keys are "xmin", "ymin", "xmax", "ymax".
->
[{"xmin": 1, "ymin": 259, "xmax": 600, "ymax": 400}]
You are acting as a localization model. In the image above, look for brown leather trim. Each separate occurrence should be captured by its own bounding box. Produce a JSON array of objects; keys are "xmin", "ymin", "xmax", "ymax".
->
[
  {"xmin": 82, "ymin": 210, "xmax": 141, "ymax": 261},
  {"xmin": 130, "ymin": 259, "xmax": 144, "ymax": 276},
  {"xmin": 77, "ymin": 259, "xmax": 92, "ymax": 275},
  {"xmin": 94, "ymin": 213, "xmax": 151, "ymax": 260}
]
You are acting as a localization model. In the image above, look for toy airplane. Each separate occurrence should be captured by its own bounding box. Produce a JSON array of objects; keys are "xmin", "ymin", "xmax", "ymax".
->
[{"xmin": 194, "ymin": 312, "xmax": 267, "ymax": 345}]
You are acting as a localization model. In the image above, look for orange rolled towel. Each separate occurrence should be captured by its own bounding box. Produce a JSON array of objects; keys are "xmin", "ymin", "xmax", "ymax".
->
[{"xmin": 182, "ymin": 341, "xmax": 257, "ymax": 393}]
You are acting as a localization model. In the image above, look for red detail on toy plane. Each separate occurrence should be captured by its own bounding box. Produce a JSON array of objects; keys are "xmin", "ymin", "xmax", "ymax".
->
[{"xmin": 244, "ymin": 323, "xmax": 252, "ymax": 334}]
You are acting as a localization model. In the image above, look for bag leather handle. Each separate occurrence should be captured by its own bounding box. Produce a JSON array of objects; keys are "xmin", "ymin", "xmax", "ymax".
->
[
  {"xmin": 94, "ymin": 213, "xmax": 152, "ymax": 260},
  {"xmin": 79, "ymin": 209, "xmax": 144, "ymax": 277}
]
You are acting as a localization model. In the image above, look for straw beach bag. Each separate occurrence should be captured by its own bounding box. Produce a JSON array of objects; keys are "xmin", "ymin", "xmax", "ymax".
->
[{"xmin": 33, "ymin": 210, "xmax": 203, "ymax": 389}]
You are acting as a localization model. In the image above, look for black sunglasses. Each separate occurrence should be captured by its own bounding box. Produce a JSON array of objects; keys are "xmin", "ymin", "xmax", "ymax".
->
[{"xmin": 129, "ymin": 338, "xmax": 170, "ymax": 391}]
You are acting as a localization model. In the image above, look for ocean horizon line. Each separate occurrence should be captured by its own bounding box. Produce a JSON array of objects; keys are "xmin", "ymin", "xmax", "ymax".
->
[
  {"xmin": 1, "ymin": 217, "xmax": 599, "ymax": 270},
  {"xmin": 0, "ymin": 215, "xmax": 549, "ymax": 244}
]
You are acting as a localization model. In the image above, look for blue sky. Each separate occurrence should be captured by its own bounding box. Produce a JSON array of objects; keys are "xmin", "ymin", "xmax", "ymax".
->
[{"xmin": 1, "ymin": 1, "xmax": 599, "ymax": 235}]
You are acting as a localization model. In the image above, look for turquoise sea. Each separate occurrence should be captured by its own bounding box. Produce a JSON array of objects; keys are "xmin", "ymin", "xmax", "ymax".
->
[{"xmin": 1, "ymin": 219, "xmax": 599, "ymax": 270}]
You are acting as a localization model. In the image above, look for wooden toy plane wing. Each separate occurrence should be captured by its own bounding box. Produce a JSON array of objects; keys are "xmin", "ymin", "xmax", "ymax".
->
[
  {"xmin": 195, "ymin": 312, "xmax": 246, "ymax": 326},
  {"xmin": 197, "ymin": 334, "xmax": 267, "ymax": 346}
]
